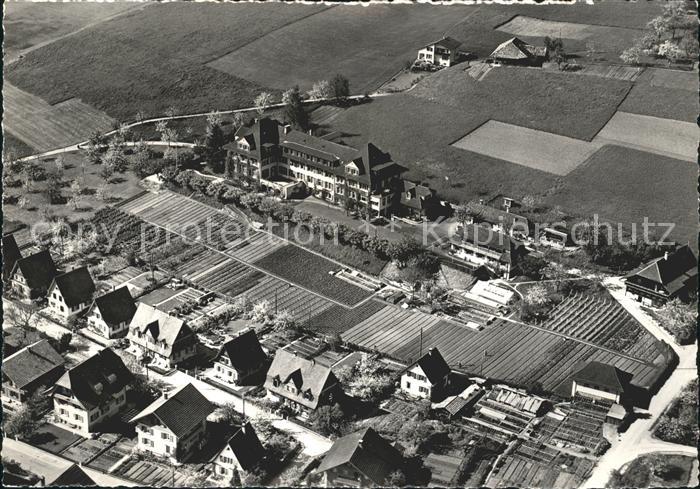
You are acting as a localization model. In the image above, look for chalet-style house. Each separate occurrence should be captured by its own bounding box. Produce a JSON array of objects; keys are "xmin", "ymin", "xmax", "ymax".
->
[
  {"xmin": 47, "ymin": 266, "xmax": 96, "ymax": 319},
  {"xmin": 52, "ymin": 348, "xmax": 133, "ymax": 435},
  {"xmin": 2, "ymin": 234, "xmax": 22, "ymax": 283},
  {"xmin": 416, "ymin": 36, "xmax": 462, "ymax": 67},
  {"xmin": 401, "ymin": 347, "xmax": 451, "ymax": 401},
  {"xmin": 570, "ymin": 361, "xmax": 632, "ymax": 404},
  {"xmin": 127, "ymin": 303, "xmax": 199, "ymax": 369},
  {"xmin": 211, "ymin": 422, "xmax": 265, "ymax": 480},
  {"xmin": 224, "ymin": 118, "xmax": 406, "ymax": 217},
  {"xmin": 9, "ymin": 249, "xmax": 58, "ymax": 301},
  {"xmin": 264, "ymin": 348, "xmax": 342, "ymax": 417},
  {"xmin": 2, "ymin": 340, "xmax": 64, "ymax": 409},
  {"xmin": 316, "ymin": 427, "xmax": 404, "ymax": 487},
  {"xmin": 213, "ymin": 329, "xmax": 268, "ymax": 386},
  {"xmin": 488, "ymin": 37, "xmax": 548, "ymax": 66},
  {"xmin": 538, "ymin": 224, "xmax": 574, "ymax": 249},
  {"xmin": 132, "ymin": 383, "xmax": 215, "ymax": 463},
  {"xmin": 448, "ymin": 223, "xmax": 524, "ymax": 279},
  {"xmin": 466, "ymin": 202, "xmax": 530, "ymax": 241},
  {"xmin": 86, "ymin": 286, "xmax": 137, "ymax": 339},
  {"xmin": 400, "ymin": 181, "xmax": 451, "ymax": 221},
  {"xmin": 624, "ymin": 245, "xmax": 698, "ymax": 307}
]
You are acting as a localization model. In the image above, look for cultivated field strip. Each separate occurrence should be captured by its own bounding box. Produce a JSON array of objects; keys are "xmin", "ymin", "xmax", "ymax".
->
[
  {"xmin": 311, "ymin": 105, "xmax": 346, "ymax": 126},
  {"xmin": 226, "ymin": 232, "xmax": 286, "ymax": 262},
  {"xmin": 242, "ymin": 275, "xmax": 335, "ymax": 321},
  {"xmin": 3, "ymin": 82, "xmax": 116, "ymax": 151}
]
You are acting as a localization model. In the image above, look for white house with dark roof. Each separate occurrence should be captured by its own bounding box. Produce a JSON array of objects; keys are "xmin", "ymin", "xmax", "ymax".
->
[
  {"xmin": 47, "ymin": 266, "xmax": 96, "ymax": 319},
  {"xmin": 211, "ymin": 421, "xmax": 265, "ymax": 480},
  {"xmin": 264, "ymin": 348, "xmax": 342, "ymax": 417},
  {"xmin": 127, "ymin": 303, "xmax": 198, "ymax": 369},
  {"xmin": 417, "ymin": 36, "xmax": 462, "ymax": 67},
  {"xmin": 213, "ymin": 329, "xmax": 268, "ymax": 386},
  {"xmin": 2, "ymin": 339, "xmax": 65, "ymax": 409},
  {"xmin": 9, "ymin": 249, "xmax": 58, "ymax": 301},
  {"xmin": 86, "ymin": 286, "xmax": 137, "ymax": 339},
  {"xmin": 449, "ymin": 223, "xmax": 525, "ymax": 279},
  {"xmin": 52, "ymin": 348, "xmax": 133, "ymax": 435},
  {"xmin": 570, "ymin": 361, "xmax": 632, "ymax": 404},
  {"xmin": 401, "ymin": 347, "xmax": 451, "ymax": 401},
  {"xmin": 131, "ymin": 383, "xmax": 215, "ymax": 462}
]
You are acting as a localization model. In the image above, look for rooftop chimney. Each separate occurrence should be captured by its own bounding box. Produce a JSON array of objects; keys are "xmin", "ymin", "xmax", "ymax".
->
[
  {"xmin": 664, "ymin": 251, "xmax": 669, "ymax": 260},
  {"xmin": 283, "ymin": 124, "xmax": 292, "ymax": 135}
]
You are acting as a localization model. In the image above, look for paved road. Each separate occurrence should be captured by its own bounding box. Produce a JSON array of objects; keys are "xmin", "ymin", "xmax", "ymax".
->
[{"xmin": 3, "ymin": 438, "xmax": 137, "ymax": 487}]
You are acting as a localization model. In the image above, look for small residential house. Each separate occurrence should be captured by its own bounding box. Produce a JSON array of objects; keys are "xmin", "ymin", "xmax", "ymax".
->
[
  {"xmin": 127, "ymin": 303, "xmax": 199, "ymax": 369},
  {"xmin": 9, "ymin": 250, "xmax": 58, "ymax": 301},
  {"xmin": 449, "ymin": 223, "xmax": 524, "ymax": 279},
  {"xmin": 570, "ymin": 361, "xmax": 632, "ymax": 404},
  {"xmin": 488, "ymin": 37, "xmax": 548, "ymax": 66},
  {"xmin": 417, "ymin": 36, "xmax": 462, "ymax": 67},
  {"xmin": 401, "ymin": 347, "xmax": 451, "ymax": 401},
  {"xmin": 399, "ymin": 180, "xmax": 450, "ymax": 221},
  {"xmin": 211, "ymin": 422, "xmax": 266, "ymax": 480},
  {"xmin": 52, "ymin": 348, "xmax": 133, "ymax": 435},
  {"xmin": 316, "ymin": 427, "xmax": 404, "ymax": 487},
  {"xmin": 624, "ymin": 245, "xmax": 698, "ymax": 307},
  {"xmin": 466, "ymin": 202, "xmax": 531, "ymax": 241},
  {"xmin": 2, "ymin": 340, "xmax": 65, "ymax": 409},
  {"xmin": 213, "ymin": 329, "xmax": 268, "ymax": 386},
  {"xmin": 47, "ymin": 266, "xmax": 96, "ymax": 319},
  {"xmin": 264, "ymin": 349, "xmax": 342, "ymax": 417},
  {"xmin": 132, "ymin": 383, "xmax": 215, "ymax": 463},
  {"xmin": 2, "ymin": 234, "xmax": 22, "ymax": 283},
  {"xmin": 538, "ymin": 224, "xmax": 574, "ymax": 249},
  {"xmin": 85, "ymin": 286, "xmax": 137, "ymax": 339}
]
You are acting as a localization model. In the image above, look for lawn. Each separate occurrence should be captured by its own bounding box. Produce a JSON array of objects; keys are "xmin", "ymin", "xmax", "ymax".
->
[
  {"xmin": 546, "ymin": 145, "xmax": 696, "ymax": 247},
  {"xmin": 612, "ymin": 453, "xmax": 696, "ymax": 488},
  {"xmin": 28, "ymin": 423, "xmax": 83, "ymax": 454},
  {"xmin": 5, "ymin": 2, "xmax": 329, "ymax": 121},
  {"xmin": 620, "ymin": 68, "xmax": 698, "ymax": 123}
]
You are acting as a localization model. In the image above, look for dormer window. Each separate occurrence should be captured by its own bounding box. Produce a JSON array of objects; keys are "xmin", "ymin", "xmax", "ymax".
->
[
  {"xmin": 94, "ymin": 382, "xmax": 104, "ymax": 395},
  {"xmin": 273, "ymin": 375, "xmax": 281, "ymax": 387},
  {"xmin": 107, "ymin": 373, "xmax": 118, "ymax": 384}
]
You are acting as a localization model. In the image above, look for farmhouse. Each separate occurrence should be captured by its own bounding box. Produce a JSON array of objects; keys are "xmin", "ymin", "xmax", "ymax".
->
[
  {"xmin": 213, "ymin": 329, "xmax": 268, "ymax": 386},
  {"xmin": 2, "ymin": 339, "xmax": 64, "ymax": 409},
  {"xmin": 47, "ymin": 266, "xmax": 96, "ymax": 319},
  {"xmin": 127, "ymin": 303, "xmax": 199, "ymax": 369},
  {"xmin": 316, "ymin": 427, "xmax": 404, "ymax": 487},
  {"xmin": 448, "ymin": 224, "xmax": 524, "ymax": 279},
  {"xmin": 624, "ymin": 245, "xmax": 698, "ymax": 307},
  {"xmin": 132, "ymin": 383, "xmax": 215, "ymax": 463},
  {"xmin": 570, "ymin": 361, "xmax": 632, "ymax": 404},
  {"xmin": 399, "ymin": 180, "xmax": 450, "ymax": 221},
  {"xmin": 264, "ymin": 348, "xmax": 342, "ymax": 417},
  {"xmin": 466, "ymin": 202, "xmax": 531, "ymax": 240},
  {"xmin": 488, "ymin": 37, "xmax": 547, "ymax": 66},
  {"xmin": 85, "ymin": 286, "xmax": 137, "ymax": 339},
  {"xmin": 52, "ymin": 348, "xmax": 133, "ymax": 435},
  {"xmin": 9, "ymin": 249, "xmax": 58, "ymax": 301},
  {"xmin": 416, "ymin": 36, "xmax": 462, "ymax": 67},
  {"xmin": 211, "ymin": 422, "xmax": 265, "ymax": 480},
  {"xmin": 2, "ymin": 234, "xmax": 22, "ymax": 283},
  {"xmin": 401, "ymin": 347, "xmax": 451, "ymax": 401},
  {"xmin": 224, "ymin": 117, "xmax": 406, "ymax": 217}
]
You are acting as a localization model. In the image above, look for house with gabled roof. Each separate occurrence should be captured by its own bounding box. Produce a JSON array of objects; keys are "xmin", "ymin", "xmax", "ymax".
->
[
  {"xmin": 570, "ymin": 361, "xmax": 632, "ymax": 404},
  {"xmin": 417, "ymin": 36, "xmax": 462, "ymax": 67},
  {"xmin": 399, "ymin": 180, "xmax": 450, "ymax": 221},
  {"xmin": 2, "ymin": 234, "xmax": 22, "ymax": 284},
  {"xmin": 401, "ymin": 347, "xmax": 451, "ymax": 401},
  {"xmin": 52, "ymin": 348, "xmax": 133, "ymax": 435},
  {"xmin": 9, "ymin": 249, "xmax": 58, "ymax": 301},
  {"xmin": 2, "ymin": 339, "xmax": 65, "ymax": 408},
  {"xmin": 213, "ymin": 329, "xmax": 268, "ymax": 386},
  {"xmin": 47, "ymin": 266, "xmax": 96, "ymax": 319},
  {"xmin": 264, "ymin": 348, "xmax": 342, "ymax": 417},
  {"xmin": 624, "ymin": 245, "xmax": 697, "ymax": 307},
  {"xmin": 86, "ymin": 286, "xmax": 137, "ymax": 339},
  {"xmin": 48, "ymin": 464, "xmax": 96, "ymax": 486},
  {"xmin": 316, "ymin": 427, "xmax": 404, "ymax": 487},
  {"xmin": 127, "ymin": 303, "xmax": 199, "ymax": 369},
  {"xmin": 211, "ymin": 421, "xmax": 265, "ymax": 480},
  {"xmin": 449, "ymin": 223, "xmax": 524, "ymax": 279},
  {"xmin": 488, "ymin": 37, "xmax": 548, "ymax": 66},
  {"xmin": 131, "ymin": 383, "xmax": 215, "ymax": 462}
]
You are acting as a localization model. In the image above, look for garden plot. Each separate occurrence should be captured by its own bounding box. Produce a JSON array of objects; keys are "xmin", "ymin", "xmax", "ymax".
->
[
  {"xmin": 452, "ymin": 121, "xmax": 602, "ymax": 176},
  {"xmin": 593, "ymin": 112, "xmax": 698, "ymax": 162},
  {"xmin": 311, "ymin": 105, "xmax": 347, "ymax": 127},
  {"xmin": 3, "ymin": 82, "xmax": 116, "ymax": 152},
  {"xmin": 226, "ymin": 231, "xmax": 286, "ymax": 263},
  {"xmin": 121, "ymin": 191, "xmax": 220, "ymax": 231},
  {"xmin": 306, "ymin": 299, "xmax": 388, "ymax": 334},
  {"xmin": 115, "ymin": 457, "xmax": 190, "ymax": 486}
]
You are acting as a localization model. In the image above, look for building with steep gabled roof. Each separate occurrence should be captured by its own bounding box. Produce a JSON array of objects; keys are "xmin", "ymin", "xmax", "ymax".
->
[
  {"xmin": 48, "ymin": 464, "xmax": 96, "ymax": 486},
  {"xmin": 9, "ymin": 249, "xmax": 58, "ymax": 301},
  {"xmin": 401, "ymin": 347, "xmax": 451, "ymax": 401},
  {"xmin": 131, "ymin": 383, "xmax": 215, "ymax": 462},
  {"xmin": 86, "ymin": 286, "xmax": 137, "ymax": 339},
  {"xmin": 2, "ymin": 339, "xmax": 65, "ymax": 408},
  {"xmin": 52, "ymin": 348, "xmax": 133, "ymax": 435},
  {"xmin": 213, "ymin": 329, "xmax": 268, "ymax": 386},
  {"xmin": 624, "ymin": 245, "xmax": 697, "ymax": 307},
  {"xmin": 47, "ymin": 266, "xmax": 96, "ymax": 319},
  {"xmin": 127, "ymin": 303, "xmax": 198, "ymax": 369},
  {"xmin": 489, "ymin": 37, "xmax": 548, "ymax": 66},
  {"xmin": 316, "ymin": 427, "xmax": 404, "ymax": 487},
  {"xmin": 417, "ymin": 36, "xmax": 462, "ymax": 67},
  {"xmin": 2, "ymin": 234, "xmax": 22, "ymax": 283},
  {"xmin": 211, "ymin": 421, "xmax": 266, "ymax": 480}
]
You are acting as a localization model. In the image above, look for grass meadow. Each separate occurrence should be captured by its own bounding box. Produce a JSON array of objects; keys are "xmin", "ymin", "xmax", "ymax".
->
[{"xmin": 620, "ymin": 68, "xmax": 698, "ymax": 123}]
